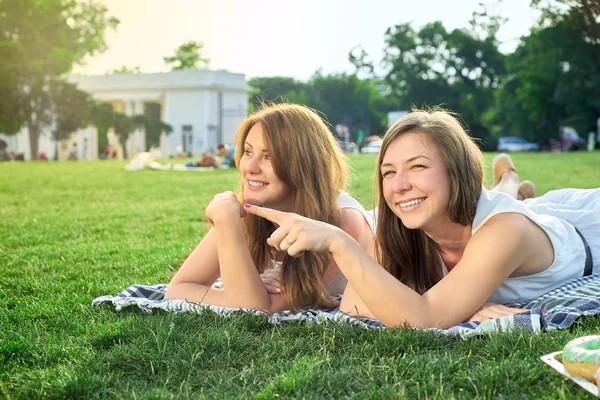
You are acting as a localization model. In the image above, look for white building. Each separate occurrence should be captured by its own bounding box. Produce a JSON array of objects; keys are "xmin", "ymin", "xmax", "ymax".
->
[{"xmin": 0, "ymin": 70, "xmax": 249, "ymax": 160}]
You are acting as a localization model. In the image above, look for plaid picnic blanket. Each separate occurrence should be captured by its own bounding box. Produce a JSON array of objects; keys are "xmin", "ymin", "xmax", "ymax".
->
[{"xmin": 92, "ymin": 274, "xmax": 600, "ymax": 339}]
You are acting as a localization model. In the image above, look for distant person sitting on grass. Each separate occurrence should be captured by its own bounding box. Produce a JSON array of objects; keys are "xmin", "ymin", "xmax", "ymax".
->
[
  {"xmin": 243, "ymin": 109, "xmax": 600, "ymax": 328},
  {"xmin": 216, "ymin": 144, "xmax": 235, "ymax": 168},
  {"xmin": 165, "ymin": 103, "xmax": 374, "ymax": 313},
  {"xmin": 197, "ymin": 152, "xmax": 222, "ymax": 168}
]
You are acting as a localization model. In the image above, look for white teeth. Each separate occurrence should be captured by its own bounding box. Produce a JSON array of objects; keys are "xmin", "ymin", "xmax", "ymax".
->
[
  {"xmin": 248, "ymin": 181, "xmax": 266, "ymax": 187},
  {"xmin": 400, "ymin": 198, "xmax": 424, "ymax": 208}
]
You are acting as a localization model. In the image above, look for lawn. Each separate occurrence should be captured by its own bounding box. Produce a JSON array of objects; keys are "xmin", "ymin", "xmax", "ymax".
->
[{"xmin": 1, "ymin": 151, "xmax": 600, "ymax": 399}]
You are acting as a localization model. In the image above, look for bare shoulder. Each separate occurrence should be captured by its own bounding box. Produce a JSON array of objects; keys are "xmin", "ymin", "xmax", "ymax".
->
[
  {"xmin": 469, "ymin": 212, "xmax": 533, "ymax": 255},
  {"xmin": 340, "ymin": 207, "xmax": 373, "ymax": 249},
  {"xmin": 341, "ymin": 207, "xmax": 369, "ymax": 234},
  {"xmin": 478, "ymin": 212, "xmax": 532, "ymax": 237}
]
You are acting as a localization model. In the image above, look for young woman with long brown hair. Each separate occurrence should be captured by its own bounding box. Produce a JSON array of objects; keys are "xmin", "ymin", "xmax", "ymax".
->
[
  {"xmin": 164, "ymin": 103, "xmax": 374, "ymax": 313},
  {"xmin": 244, "ymin": 108, "xmax": 599, "ymax": 328}
]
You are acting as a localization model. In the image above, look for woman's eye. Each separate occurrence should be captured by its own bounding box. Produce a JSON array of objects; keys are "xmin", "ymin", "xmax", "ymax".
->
[
  {"xmin": 410, "ymin": 164, "xmax": 426, "ymax": 170},
  {"xmin": 244, "ymin": 150, "xmax": 252, "ymax": 156},
  {"xmin": 264, "ymin": 154, "xmax": 272, "ymax": 161},
  {"xmin": 382, "ymin": 170, "xmax": 395, "ymax": 178}
]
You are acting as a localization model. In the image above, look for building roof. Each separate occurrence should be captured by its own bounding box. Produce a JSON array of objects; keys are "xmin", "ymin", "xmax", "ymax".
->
[{"xmin": 68, "ymin": 69, "xmax": 248, "ymax": 93}]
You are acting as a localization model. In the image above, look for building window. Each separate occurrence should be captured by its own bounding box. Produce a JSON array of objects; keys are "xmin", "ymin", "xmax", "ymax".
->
[{"xmin": 182, "ymin": 125, "xmax": 193, "ymax": 157}]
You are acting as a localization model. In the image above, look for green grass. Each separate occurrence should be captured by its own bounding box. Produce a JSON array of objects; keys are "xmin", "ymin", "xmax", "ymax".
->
[{"xmin": 1, "ymin": 151, "xmax": 600, "ymax": 399}]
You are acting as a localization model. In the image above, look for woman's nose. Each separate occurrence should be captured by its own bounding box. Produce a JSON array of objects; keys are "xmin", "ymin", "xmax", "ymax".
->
[
  {"xmin": 392, "ymin": 171, "xmax": 411, "ymax": 193},
  {"xmin": 245, "ymin": 155, "xmax": 261, "ymax": 173}
]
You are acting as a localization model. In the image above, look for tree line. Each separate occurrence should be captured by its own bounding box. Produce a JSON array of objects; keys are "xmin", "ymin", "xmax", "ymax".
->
[
  {"xmin": 1, "ymin": 0, "xmax": 598, "ymax": 159},
  {"xmin": 250, "ymin": 0, "xmax": 600, "ymax": 150},
  {"xmin": 0, "ymin": 0, "xmax": 206, "ymax": 160}
]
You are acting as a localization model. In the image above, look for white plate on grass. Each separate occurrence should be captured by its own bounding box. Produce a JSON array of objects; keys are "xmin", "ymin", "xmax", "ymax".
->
[{"xmin": 540, "ymin": 351, "xmax": 598, "ymax": 396}]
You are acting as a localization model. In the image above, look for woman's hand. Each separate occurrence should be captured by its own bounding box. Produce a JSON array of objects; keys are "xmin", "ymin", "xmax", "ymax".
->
[
  {"xmin": 260, "ymin": 268, "xmax": 282, "ymax": 294},
  {"xmin": 243, "ymin": 204, "xmax": 345, "ymax": 256},
  {"xmin": 466, "ymin": 302, "xmax": 527, "ymax": 323},
  {"xmin": 205, "ymin": 191, "xmax": 247, "ymax": 225}
]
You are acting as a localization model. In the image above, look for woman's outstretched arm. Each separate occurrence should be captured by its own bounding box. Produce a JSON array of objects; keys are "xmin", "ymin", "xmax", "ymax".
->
[{"xmin": 245, "ymin": 204, "xmax": 535, "ymax": 328}]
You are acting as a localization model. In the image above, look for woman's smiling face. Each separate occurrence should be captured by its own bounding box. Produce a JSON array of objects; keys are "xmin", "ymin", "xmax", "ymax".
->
[
  {"xmin": 239, "ymin": 123, "xmax": 293, "ymax": 211},
  {"xmin": 380, "ymin": 132, "xmax": 452, "ymax": 230}
]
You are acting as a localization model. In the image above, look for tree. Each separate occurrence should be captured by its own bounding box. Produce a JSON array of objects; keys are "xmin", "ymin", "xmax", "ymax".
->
[
  {"xmin": 111, "ymin": 66, "xmax": 141, "ymax": 74},
  {"xmin": 248, "ymin": 73, "xmax": 397, "ymax": 137},
  {"xmin": 488, "ymin": 0, "xmax": 600, "ymax": 144},
  {"xmin": 0, "ymin": 0, "xmax": 118, "ymax": 159},
  {"xmin": 378, "ymin": 20, "xmax": 506, "ymax": 149},
  {"xmin": 89, "ymin": 103, "xmax": 115, "ymax": 154},
  {"xmin": 248, "ymin": 76, "xmax": 309, "ymax": 111},
  {"xmin": 163, "ymin": 41, "xmax": 210, "ymax": 70},
  {"xmin": 133, "ymin": 103, "xmax": 173, "ymax": 148},
  {"xmin": 87, "ymin": 103, "xmax": 137, "ymax": 158}
]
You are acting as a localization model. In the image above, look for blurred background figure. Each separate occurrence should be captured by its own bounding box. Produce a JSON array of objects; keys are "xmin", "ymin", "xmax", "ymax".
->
[
  {"xmin": 216, "ymin": 144, "xmax": 235, "ymax": 168},
  {"xmin": 105, "ymin": 142, "xmax": 114, "ymax": 159},
  {"xmin": 560, "ymin": 126, "xmax": 586, "ymax": 152},
  {"xmin": 335, "ymin": 123, "xmax": 349, "ymax": 142},
  {"xmin": 176, "ymin": 142, "xmax": 184, "ymax": 159},
  {"xmin": 356, "ymin": 126, "xmax": 365, "ymax": 153},
  {"xmin": 68, "ymin": 143, "xmax": 78, "ymax": 160},
  {"xmin": 197, "ymin": 151, "xmax": 221, "ymax": 168}
]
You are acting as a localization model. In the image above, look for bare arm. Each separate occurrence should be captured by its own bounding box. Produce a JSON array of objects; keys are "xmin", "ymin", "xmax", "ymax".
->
[
  {"xmin": 339, "ymin": 241, "xmax": 377, "ymax": 319},
  {"xmin": 213, "ymin": 215, "xmax": 285, "ymax": 312},
  {"xmin": 321, "ymin": 208, "xmax": 373, "ymax": 284},
  {"xmin": 245, "ymin": 205, "xmax": 539, "ymax": 328},
  {"xmin": 165, "ymin": 192, "xmax": 285, "ymax": 312},
  {"xmin": 330, "ymin": 213, "xmax": 535, "ymax": 328},
  {"xmin": 164, "ymin": 226, "xmax": 229, "ymax": 306}
]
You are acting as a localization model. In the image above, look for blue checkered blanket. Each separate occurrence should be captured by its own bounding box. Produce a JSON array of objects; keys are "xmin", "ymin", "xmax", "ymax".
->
[{"xmin": 92, "ymin": 274, "xmax": 600, "ymax": 339}]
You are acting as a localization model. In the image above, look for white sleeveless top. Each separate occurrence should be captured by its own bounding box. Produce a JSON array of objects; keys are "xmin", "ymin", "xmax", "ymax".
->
[
  {"xmin": 473, "ymin": 188, "xmax": 599, "ymax": 304},
  {"xmin": 270, "ymin": 191, "xmax": 375, "ymax": 296}
]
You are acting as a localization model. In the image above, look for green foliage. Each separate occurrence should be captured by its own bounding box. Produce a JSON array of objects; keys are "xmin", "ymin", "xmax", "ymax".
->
[
  {"xmin": 1, "ymin": 153, "xmax": 600, "ymax": 397},
  {"xmin": 379, "ymin": 19, "xmax": 506, "ymax": 149},
  {"xmin": 133, "ymin": 109, "xmax": 173, "ymax": 148},
  {"xmin": 88, "ymin": 102, "xmax": 172, "ymax": 156},
  {"xmin": 111, "ymin": 66, "xmax": 141, "ymax": 74},
  {"xmin": 51, "ymin": 81, "xmax": 93, "ymax": 141},
  {"xmin": 0, "ymin": 0, "xmax": 118, "ymax": 159},
  {"xmin": 488, "ymin": 0, "xmax": 600, "ymax": 145},
  {"xmin": 88, "ymin": 103, "xmax": 134, "ymax": 156},
  {"xmin": 163, "ymin": 41, "xmax": 210, "ymax": 71},
  {"xmin": 248, "ymin": 73, "xmax": 398, "ymax": 138}
]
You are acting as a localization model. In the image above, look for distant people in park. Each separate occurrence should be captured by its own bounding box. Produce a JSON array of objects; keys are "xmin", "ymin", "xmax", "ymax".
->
[
  {"xmin": 560, "ymin": 126, "xmax": 584, "ymax": 151},
  {"xmin": 176, "ymin": 142, "xmax": 184, "ymax": 159},
  {"xmin": 335, "ymin": 123, "xmax": 350, "ymax": 142},
  {"xmin": 107, "ymin": 128, "xmax": 123, "ymax": 160},
  {"xmin": 105, "ymin": 143, "xmax": 115, "ymax": 159},
  {"xmin": 243, "ymin": 108, "xmax": 600, "ymax": 328},
  {"xmin": 68, "ymin": 143, "xmax": 77, "ymax": 160},
  {"xmin": 197, "ymin": 151, "xmax": 221, "ymax": 168},
  {"xmin": 216, "ymin": 144, "xmax": 235, "ymax": 168},
  {"xmin": 356, "ymin": 126, "xmax": 366, "ymax": 152},
  {"xmin": 165, "ymin": 103, "xmax": 374, "ymax": 313},
  {"xmin": 38, "ymin": 152, "xmax": 47, "ymax": 161}
]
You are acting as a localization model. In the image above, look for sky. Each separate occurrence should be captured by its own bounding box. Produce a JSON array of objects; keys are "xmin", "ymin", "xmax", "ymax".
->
[{"xmin": 74, "ymin": 0, "xmax": 540, "ymax": 81}]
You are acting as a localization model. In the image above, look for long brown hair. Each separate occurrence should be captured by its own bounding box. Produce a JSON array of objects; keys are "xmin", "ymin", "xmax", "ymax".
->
[
  {"xmin": 234, "ymin": 103, "xmax": 347, "ymax": 311},
  {"xmin": 374, "ymin": 108, "xmax": 484, "ymax": 294}
]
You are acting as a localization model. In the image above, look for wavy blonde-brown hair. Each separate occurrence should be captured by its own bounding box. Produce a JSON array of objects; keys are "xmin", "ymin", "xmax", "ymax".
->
[
  {"xmin": 234, "ymin": 103, "xmax": 348, "ymax": 311},
  {"xmin": 374, "ymin": 108, "xmax": 484, "ymax": 294}
]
